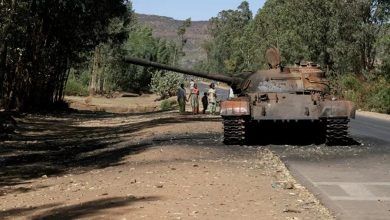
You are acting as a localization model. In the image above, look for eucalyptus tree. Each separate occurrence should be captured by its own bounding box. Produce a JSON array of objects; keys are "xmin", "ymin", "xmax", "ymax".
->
[
  {"xmin": 0, "ymin": 0, "xmax": 129, "ymax": 111},
  {"xmin": 206, "ymin": 1, "xmax": 253, "ymax": 74}
]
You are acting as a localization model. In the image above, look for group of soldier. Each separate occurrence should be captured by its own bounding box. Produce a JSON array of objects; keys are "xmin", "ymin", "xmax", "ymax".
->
[{"xmin": 176, "ymin": 79, "xmax": 217, "ymax": 115}]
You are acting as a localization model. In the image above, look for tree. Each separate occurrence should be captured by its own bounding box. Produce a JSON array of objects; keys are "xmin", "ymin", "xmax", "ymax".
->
[
  {"xmin": 150, "ymin": 18, "xmax": 193, "ymax": 99},
  {"xmin": 0, "ymin": 0, "xmax": 130, "ymax": 111},
  {"xmin": 177, "ymin": 18, "xmax": 192, "ymax": 58},
  {"xmin": 89, "ymin": 10, "xmax": 135, "ymax": 95},
  {"xmin": 205, "ymin": 1, "xmax": 254, "ymax": 74},
  {"xmin": 150, "ymin": 71, "xmax": 184, "ymax": 99}
]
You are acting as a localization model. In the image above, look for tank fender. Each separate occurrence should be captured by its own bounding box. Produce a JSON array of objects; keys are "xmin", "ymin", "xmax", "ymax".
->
[
  {"xmin": 320, "ymin": 100, "xmax": 356, "ymax": 119},
  {"xmin": 220, "ymin": 98, "xmax": 250, "ymax": 116}
]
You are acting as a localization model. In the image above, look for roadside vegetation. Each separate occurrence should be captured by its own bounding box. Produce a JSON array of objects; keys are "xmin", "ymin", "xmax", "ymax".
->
[
  {"xmin": 0, "ymin": 1, "xmax": 130, "ymax": 111},
  {"xmin": 0, "ymin": 1, "xmax": 186, "ymax": 111},
  {"xmin": 0, "ymin": 1, "xmax": 389, "ymax": 113}
]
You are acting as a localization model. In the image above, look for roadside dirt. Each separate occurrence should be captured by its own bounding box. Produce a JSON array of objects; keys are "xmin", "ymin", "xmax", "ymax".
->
[
  {"xmin": 0, "ymin": 100, "xmax": 334, "ymax": 219},
  {"xmin": 66, "ymin": 95, "xmax": 165, "ymax": 113}
]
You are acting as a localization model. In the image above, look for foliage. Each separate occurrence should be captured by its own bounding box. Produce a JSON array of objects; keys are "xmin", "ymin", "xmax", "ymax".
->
[
  {"xmin": 366, "ymin": 77, "xmax": 390, "ymax": 114},
  {"xmin": 114, "ymin": 25, "xmax": 161, "ymax": 93},
  {"xmin": 64, "ymin": 77, "xmax": 89, "ymax": 97},
  {"xmin": 205, "ymin": 1, "xmax": 253, "ymax": 74},
  {"xmin": 0, "ymin": 0, "xmax": 130, "ymax": 111},
  {"xmin": 151, "ymin": 71, "xmax": 184, "ymax": 99},
  {"xmin": 150, "ymin": 18, "xmax": 191, "ymax": 99},
  {"xmin": 88, "ymin": 12, "xmax": 134, "ymax": 95},
  {"xmin": 177, "ymin": 18, "xmax": 192, "ymax": 57},
  {"xmin": 69, "ymin": 11, "xmax": 183, "ymax": 96},
  {"xmin": 334, "ymin": 74, "xmax": 390, "ymax": 114},
  {"xmin": 64, "ymin": 68, "xmax": 90, "ymax": 96},
  {"xmin": 160, "ymin": 99, "xmax": 177, "ymax": 111},
  {"xmin": 204, "ymin": 0, "xmax": 390, "ymax": 73},
  {"xmin": 115, "ymin": 26, "xmax": 181, "ymax": 93},
  {"xmin": 377, "ymin": 24, "xmax": 390, "ymax": 78}
]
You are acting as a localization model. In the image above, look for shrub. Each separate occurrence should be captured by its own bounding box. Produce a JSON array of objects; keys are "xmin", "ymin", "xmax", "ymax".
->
[
  {"xmin": 333, "ymin": 73, "xmax": 390, "ymax": 114},
  {"xmin": 160, "ymin": 99, "xmax": 173, "ymax": 111},
  {"xmin": 339, "ymin": 73, "xmax": 361, "ymax": 91},
  {"xmin": 159, "ymin": 99, "xmax": 178, "ymax": 111},
  {"xmin": 335, "ymin": 73, "xmax": 365, "ymax": 105},
  {"xmin": 64, "ymin": 77, "xmax": 89, "ymax": 96},
  {"xmin": 151, "ymin": 71, "xmax": 184, "ymax": 99},
  {"xmin": 366, "ymin": 77, "xmax": 390, "ymax": 114}
]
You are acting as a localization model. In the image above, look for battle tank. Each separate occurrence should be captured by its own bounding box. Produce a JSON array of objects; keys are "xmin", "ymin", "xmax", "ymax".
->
[{"xmin": 124, "ymin": 48, "xmax": 356, "ymax": 145}]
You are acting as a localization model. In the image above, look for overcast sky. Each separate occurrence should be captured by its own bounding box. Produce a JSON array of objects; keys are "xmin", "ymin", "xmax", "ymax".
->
[{"xmin": 131, "ymin": 0, "xmax": 266, "ymax": 21}]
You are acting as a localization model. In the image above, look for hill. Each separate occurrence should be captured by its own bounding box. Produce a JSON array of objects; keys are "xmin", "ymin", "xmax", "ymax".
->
[{"xmin": 137, "ymin": 14, "xmax": 210, "ymax": 67}]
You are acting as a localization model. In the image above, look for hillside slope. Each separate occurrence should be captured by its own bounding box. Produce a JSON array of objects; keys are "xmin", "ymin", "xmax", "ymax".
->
[{"xmin": 137, "ymin": 14, "xmax": 209, "ymax": 67}]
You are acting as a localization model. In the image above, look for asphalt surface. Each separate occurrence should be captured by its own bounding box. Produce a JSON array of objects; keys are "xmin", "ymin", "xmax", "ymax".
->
[
  {"xmin": 197, "ymin": 82, "xmax": 230, "ymax": 101},
  {"xmin": 277, "ymin": 114, "xmax": 390, "ymax": 220}
]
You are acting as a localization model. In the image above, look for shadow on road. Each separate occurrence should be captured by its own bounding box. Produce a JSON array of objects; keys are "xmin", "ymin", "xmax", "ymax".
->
[
  {"xmin": 0, "ymin": 196, "xmax": 160, "ymax": 220},
  {"xmin": 0, "ymin": 203, "xmax": 61, "ymax": 220},
  {"xmin": 0, "ymin": 111, "xmax": 221, "ymax": 190},
  {"xmin": 30, "ymin": 196, "xmax": 160, "ymax": 220},
  {"xmin": 246, "ymin": 121, "xmax": 360, "ymax": 146}
]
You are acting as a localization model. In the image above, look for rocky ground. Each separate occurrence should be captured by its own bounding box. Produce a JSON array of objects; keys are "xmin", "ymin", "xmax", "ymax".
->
[{"xmin": 0, "ymin": 99, "xmax": 334, "ymax": 219}]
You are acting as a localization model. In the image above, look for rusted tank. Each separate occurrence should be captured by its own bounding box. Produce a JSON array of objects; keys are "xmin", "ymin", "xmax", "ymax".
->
[{"xmin": 124, "ymin": 48, "xmax": 356, "ymax": 145}]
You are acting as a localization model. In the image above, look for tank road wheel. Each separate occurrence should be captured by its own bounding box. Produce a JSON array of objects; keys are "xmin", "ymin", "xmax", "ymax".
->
[
  {"xmin": 325, "ymin": 117, "xmax": 350, "ymax": 145},
  {"xmin": 222, "ymin": 116, "xmax": 248, "ymax": 145}
]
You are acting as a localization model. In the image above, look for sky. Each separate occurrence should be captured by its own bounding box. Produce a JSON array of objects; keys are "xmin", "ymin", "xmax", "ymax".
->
[{"xmin": 131, "ymin": 0, "xmax": 266, "ymax": 21}]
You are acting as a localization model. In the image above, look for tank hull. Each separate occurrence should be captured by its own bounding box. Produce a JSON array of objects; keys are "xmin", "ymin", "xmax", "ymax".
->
[{"xmin": 220, "ymin": 94, "xmax": 356, "ymax": 145}]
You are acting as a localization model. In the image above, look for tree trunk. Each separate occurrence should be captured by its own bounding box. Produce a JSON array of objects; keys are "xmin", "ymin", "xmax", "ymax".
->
[
  {"xmin": 89, "ymin": 46, "xmax": 101, "ymax": 96},
  {"xmin": 0, "ymin": 40, "xmax": 7, "ymax": 104}
]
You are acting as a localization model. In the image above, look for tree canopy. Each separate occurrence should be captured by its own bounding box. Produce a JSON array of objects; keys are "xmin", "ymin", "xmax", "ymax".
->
[
  {"xmin": 204, "ymin": 0, "xmax": 390, "ymax": 76},
  {"xmin": 0, "ymin": 0, "xmax": 130, "ymax": 111}
]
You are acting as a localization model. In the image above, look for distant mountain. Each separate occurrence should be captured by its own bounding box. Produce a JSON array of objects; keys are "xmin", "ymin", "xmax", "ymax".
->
[{"xmin": 137, "ymin": 14, "xmax": 210, "ymax": 67}]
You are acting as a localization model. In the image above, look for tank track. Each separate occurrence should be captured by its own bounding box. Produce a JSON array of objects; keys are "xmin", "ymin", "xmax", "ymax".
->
[
  {"xmin": 222, "ymin": 116, "xmax": 247, "ymax": 145},
  {"xmin": 325, "ymin": 117, "xmax": 350, "ymax": 145}
]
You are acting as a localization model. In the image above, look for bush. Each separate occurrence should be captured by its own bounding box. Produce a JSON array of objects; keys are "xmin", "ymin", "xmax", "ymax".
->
[
  {"xmin": 366, "ymin": 77, "xmax": 390, "ymax": 114},
  {"xmin": 335, "ymin": 73, "xmax": 365, "ymax": 105},
  {"xmin": 339, "ymin": 73, "xmax": 361, "ymax": 91},
  {"xmin": 64, "ymin": 77, "xmax": 89, "ymax": 96},
  {"xmin": 151, "ymin": 71, "xmax": 184, "ymax": 99},
  {"xmin": 160, "ymin": 99, "xmax": 178, "ymax": 111},
  {"xmin": 333, "ymin": 73, "xmax": 390, "ymax": 114}
]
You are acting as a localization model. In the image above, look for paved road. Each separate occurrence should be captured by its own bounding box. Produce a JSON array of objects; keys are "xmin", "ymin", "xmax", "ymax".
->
[
  {"xmin": 276, "ymin": 114, "xmax": 390, "ymax": 220},
  {"xmin": 197, "ymin": 82, "xmax": 230, "ymax": 101}
]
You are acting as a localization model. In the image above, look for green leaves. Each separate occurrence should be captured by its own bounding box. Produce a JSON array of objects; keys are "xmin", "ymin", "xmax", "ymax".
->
[
  {"xmin": 0, "ymin": 0, "xmax": 130, "ymax": 110},
  {"xmin": 150, "ymin": 71, "xmax": 184, "ymax": 100},
  {"xmin": 206, "ymin": 1, "xmax": 254, "ymax": 74},
  {"xmin": 205, "ymin": 0, "xmax": 389, "ymax": 75}
]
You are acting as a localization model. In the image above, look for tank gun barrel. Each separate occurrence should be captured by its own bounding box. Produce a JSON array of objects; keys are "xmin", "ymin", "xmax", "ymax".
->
[{"xmin": 124, "ymin": 57, "xmax": 242, "ymax": 86}]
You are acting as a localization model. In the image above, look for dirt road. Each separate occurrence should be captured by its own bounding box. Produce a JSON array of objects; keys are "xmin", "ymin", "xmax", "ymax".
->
[{"xmin": 0, "ymin": 110, "xmax": 332, "ymax": 220}]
